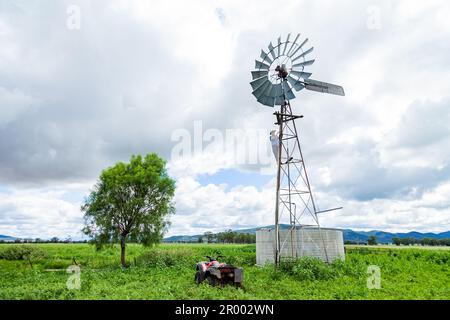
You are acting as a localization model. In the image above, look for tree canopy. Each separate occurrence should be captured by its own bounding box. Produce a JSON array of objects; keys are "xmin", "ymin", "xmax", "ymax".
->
[
  {"xmin": 198, "ymin": 230, "xmax": 256, "ymax": 244},
  {"xmin": 82, "ymin": 153, "xmax": 175, "ymax": 267},
  {"xmin": 367, "ymin": 235, "xmax": 378, "ymax": 246}
]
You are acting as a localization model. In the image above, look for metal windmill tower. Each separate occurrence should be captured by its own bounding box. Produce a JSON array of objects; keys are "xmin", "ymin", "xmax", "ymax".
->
[{"xmin": 250, "ymin": 33, "xmax": 345, "ymax": 266}]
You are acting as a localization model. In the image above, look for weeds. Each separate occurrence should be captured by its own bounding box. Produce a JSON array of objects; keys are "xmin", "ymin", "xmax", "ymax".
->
[{"xmin": 0, "ymin": 244, "xmax": 448, "ymax": 300}]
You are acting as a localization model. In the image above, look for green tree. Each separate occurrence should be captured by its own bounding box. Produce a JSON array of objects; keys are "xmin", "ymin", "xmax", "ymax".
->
[
  {"xmin": 368, "ymin": 235, "xmax": 377, "ymax": 246},
  {"xmin": 50, "ymin": 237, "xmax": 59, "ymax": 243},
  {"xmin": 392, "ymin": 238, "xmax": 401, "ymax": 246},
  {"xmin": 223, "ymin": 230, "xmax": 234, "ymax": 243},
  {"xmin": 82, "ymin": 154, "xmax": 176, "ymax": 267},
  {"xmin": 204, "ymin": 231, "xmax": 214, "ymax": 243}
]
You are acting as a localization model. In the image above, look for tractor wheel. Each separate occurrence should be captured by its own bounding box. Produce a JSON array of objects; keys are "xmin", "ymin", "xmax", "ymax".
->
[
  {"xmin": 195, "ymin": 271, "xmax": 205, "ymax": 284},
  {"xmin": 206, "ymin": 275, "xmax": 218, "ymax": 287}
]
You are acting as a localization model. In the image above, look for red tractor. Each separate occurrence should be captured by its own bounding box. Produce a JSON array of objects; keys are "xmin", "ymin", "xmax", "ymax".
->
[{"xmin": 195, "ymin": 256, "xmax": 243, "ymax": 287}]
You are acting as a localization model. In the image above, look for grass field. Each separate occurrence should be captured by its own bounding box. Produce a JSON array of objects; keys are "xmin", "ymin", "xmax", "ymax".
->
[{"xmin": 0, "ymin": 243, "xmax": 449, "ymax": 300}]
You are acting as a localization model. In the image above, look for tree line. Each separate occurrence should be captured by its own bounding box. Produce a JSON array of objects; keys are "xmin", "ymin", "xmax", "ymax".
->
[
  {"xmin": 200, "ymin": 230, "xmax": 256, "ymax": 244},
  {"xmin": 392, "ymin": 237, "xmax": 450, "ymax": 246},
  {"xmin": 345, "ymin": 235, "xmax": 450, "ymax": 246},
  {"xmin": 0, "ymin": 238, "xmax": 87, "ymax": 244}
]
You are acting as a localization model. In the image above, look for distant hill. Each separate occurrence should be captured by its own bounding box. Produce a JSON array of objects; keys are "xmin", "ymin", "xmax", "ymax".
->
[
  {"xmin": 164, "ymin": 225, "xmax": 450, "ymax": 244},
  {"xmin": 163, "ymin": 225, "xmax": 293, "ymax": 243},
  {"xmin": 0, "ymin": 234, "xmax": 16, "ymax": 241},
  {"xmin": 343, "ymin": 230, "xmax": 450, "ymax": 243},
  {"xmin": 164, "ymin": 235, "xmax": 202, "ymax": 243}
]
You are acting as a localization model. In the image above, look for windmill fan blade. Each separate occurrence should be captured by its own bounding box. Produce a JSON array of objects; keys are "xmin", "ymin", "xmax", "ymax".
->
[
  {"xmin": 274, "ymin": 95, "xmax": 285, "ymax": 106},
  {"xmin": 282, "ymin": 81, "xmax": 296, "ymax": 100},
  {"xmin": 270, "ymin": 84, "xmax": 292, "ymax": 105},
  {"xmin": 282, "ymin": 33, "xmax": 291, "ymax": 55},
  {"xmin": 258, "ymin": 89, "xmax": 276, "ymax": 107},
  {"xmin": 268, "ymin": 42, "xmax": 276, "ymax": 60},
  {"xmin": 286, "ymin": 90, "xmax": 295, "ymax": 100},
  {"xmin": 291, "ymin": 47, "xmax": 314, "ymax": 63},
  {"xmin": 260, "ymin": 50, "xmax": 272, "ymax": 64},
  {"xmin": 281, "ymin": 80, "xmax": 290, "ymax": 93},
  {"xmin": 252, "ymin": 81, "xmax": 272, "ymax": 99},
  {"xmin": 304, "ymin": 79, "xmax": 345, "ymax": 96},
  {"xmin": 255, "ymin": 60, "xmax": 270, "ymax": 70},
  {"xmin": 290, "ymin": 38, "xmax": 308, "ymax": 58},
  {"xmin": 277, "ymin": 36, "xmax": 281, "ymax": 57},
  {"xmin": 287, "ymin": 76, "xmax": 305, "ymax": 91},
  {"xmin": 264, "ymin": 83, "xmax": 275, "ymax": 98},
  {"xmin": 285, "ymin": 90, "xmax": 295, "ymax": 100},
  {"xmin": 250, "ymin": 77, "xmax": 269, "ymax": 91},
  {"xmin": 272, "ymin": 84, "xmax": 282, "ymax": 98},
  {"xmin": 293, "ymin": 59, "xmax": 315, "ymax": 68},
  {"xmin": 266, "ymin": 96, "xmax": 276, "ymax": 107},
  {"xmin": 261, "ymin": 84, "xmax": 276, "ymax": 107},
  {"xmin": 289, "ymin": 71, "xmax": 312, "ymax": 80},
  {"xmin": 251, "ymin": 70, "xmax": 269, "ymax": 80},
  {"xmin": 287, "ymin": 33, "xmax": 300, "ymax": 56},
  {"xmin": 258, "ymin": 96, "xmax": 275, "ymax": 108}
]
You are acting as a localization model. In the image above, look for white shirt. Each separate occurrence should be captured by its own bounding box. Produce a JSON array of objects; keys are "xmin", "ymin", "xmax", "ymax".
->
[{"xmin": 270, "ymin": 131, "xmax": 279, "ymax": 162}]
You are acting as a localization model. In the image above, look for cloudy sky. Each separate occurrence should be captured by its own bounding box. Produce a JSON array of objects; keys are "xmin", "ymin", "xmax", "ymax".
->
[{"xmin": 1, "ymin": 0, "xmax": 450, "ymax": 239}]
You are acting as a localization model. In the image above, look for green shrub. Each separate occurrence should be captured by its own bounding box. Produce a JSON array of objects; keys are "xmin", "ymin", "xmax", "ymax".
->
[
  {"xmin": 136, "ymin": 248, "xmax": 194, "ymax": 268},
  {"xmin": 279, "ymin": 257, "xmax": 337, "ymax": 281},
  {"xmin": 0, "ymin": 246, "xmax": 48, "ymax": 261},
  {"xmin": 330, "ymin": 258, "xmax": 365, "ymax": 277},
  {"xmin": 279, "ymin": 258, "xmax": 298, "ymax": 273},
  {"xmin": 424, "ymin": 251, "xmax": 449, "ymax": 265},
  {"xmin": 292, "ymin": 257, "xmax": 336, "ymax": 281},
  {"xmin": 225, "ymin": 253, "xmax": 256, "ymax": 266},
  {"xmin": 0, "ymin": 245, "xmax": 48, "ymax": 267},
  {"xmin": 41, "ymin": 258, "xmax": 70, "ymax": 269}
]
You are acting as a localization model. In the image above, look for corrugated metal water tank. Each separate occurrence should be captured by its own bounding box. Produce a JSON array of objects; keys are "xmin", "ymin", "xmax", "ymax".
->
[{"xmin": 256, "ymin": 227, "xmax": 345, "ymax": 265}]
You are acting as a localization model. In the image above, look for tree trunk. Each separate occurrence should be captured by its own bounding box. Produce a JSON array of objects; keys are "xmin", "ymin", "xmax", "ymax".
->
[{"xmin": 120, "ymin": 237, "xmax": 126, "ymax": 267}]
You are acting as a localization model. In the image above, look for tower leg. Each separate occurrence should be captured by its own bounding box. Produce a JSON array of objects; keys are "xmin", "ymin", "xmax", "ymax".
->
[
  {"xmin": 274, "ymin": 105, "xmax": 284, "ymax": 267},
  {"xmin": 273, "ymin": 101, "xmax": 329, "ymax": 265}
]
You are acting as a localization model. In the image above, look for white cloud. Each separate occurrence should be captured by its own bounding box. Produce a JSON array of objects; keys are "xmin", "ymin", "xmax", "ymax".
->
[
  {"xmin": 379, "ymin": 98, "xmax": 450, "ymax": 169},
  {"xmin": 0, "ymin": 186, "xmax": 86, "ymax": 239},
  {"xmin": 315, "ymin": 182, "xmax": 450, "ymax": 233},
  {"xmin": 0, "ymin": 87, "xmax": 37, "ymax": 127},
  {"xmin": 168, "ymin": 176, "xmax": 275, "ymax": 236}
]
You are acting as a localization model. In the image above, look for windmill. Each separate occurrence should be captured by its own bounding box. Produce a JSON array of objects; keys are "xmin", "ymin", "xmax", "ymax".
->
[{"xmin": 251, "ymin": 33, "xmax": 345, "ymax": 266}]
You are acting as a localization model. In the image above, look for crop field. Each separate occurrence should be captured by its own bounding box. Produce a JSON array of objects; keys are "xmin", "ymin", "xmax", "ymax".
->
[{"xmin": 0, "ymin": 243, "xmax": 449, "ymax": 300}]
